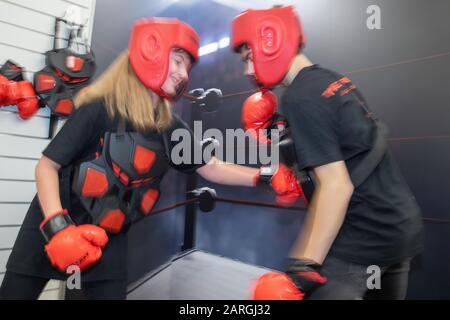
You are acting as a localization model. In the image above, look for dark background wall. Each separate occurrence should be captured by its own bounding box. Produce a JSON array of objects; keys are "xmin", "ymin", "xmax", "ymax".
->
[{"xmin": 91, "ymin": 0, "xmax": 450, "ymax": 298}]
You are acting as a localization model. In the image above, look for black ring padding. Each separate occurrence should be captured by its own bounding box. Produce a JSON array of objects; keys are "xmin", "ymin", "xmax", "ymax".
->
[
  {"xmin": 198, "ymin": 190, "xmax": 216, "ymax": 212},
  {"xmin": 40, "ymin": 213, "xmax": 74, "ymax": 242},
  {"xmin": 183, "ymin": 85, "xmax": 286, "ymax": 102}
]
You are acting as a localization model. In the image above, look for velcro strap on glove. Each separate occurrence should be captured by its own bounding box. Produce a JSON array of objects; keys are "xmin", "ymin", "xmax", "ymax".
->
[
  {"xmin": 286, "ymin": 258, "xmax": 327, "ymax": 295},
  {"xmin": 39, "ymin": 209, "xmax": 74, "ymax": 242},
  {"xmin": 254, "ymin": 166, "xmax": 276, "ymax": 186}
]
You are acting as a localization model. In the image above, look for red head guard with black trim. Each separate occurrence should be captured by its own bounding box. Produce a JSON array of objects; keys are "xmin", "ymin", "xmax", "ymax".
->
[
  {"xmin": 231, "ymin": 6, "xmax": 305, "ymax": 88},
  {"xmin": 129, "ymin": 18, "xmax": 199, "ymax": 100}
]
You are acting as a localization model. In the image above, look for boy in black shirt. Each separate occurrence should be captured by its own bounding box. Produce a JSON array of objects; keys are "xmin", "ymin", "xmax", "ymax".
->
[{"xmin": 233, "ymin": 6, "xmax": 423, "ymax": 299}]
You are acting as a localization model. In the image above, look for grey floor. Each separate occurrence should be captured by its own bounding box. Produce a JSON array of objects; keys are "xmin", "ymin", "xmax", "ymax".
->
[{"xmin": 127, "ymin": 250, "xmax": 273, "ymax": 300}]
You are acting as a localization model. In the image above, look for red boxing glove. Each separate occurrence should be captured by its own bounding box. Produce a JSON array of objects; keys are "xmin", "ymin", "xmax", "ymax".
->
[
  {"xmin": 0, "ymin": 75, "xmax": 10, "ymax": 104},
  {"xmin": 253, "ymin": 260, "xmax": 327, "ymax": 300},
  {"xmin": 0, "ymin": 74, "xmax": 39, "ymax": 119},
  {"xmin": 254, "ymin": 164, "xmax": 304, "ymax": 206},
  {"xmin": 242, "ymin": 90, "xmax": 277, "ymax": 144},
  {"xmin": 40, "ymin": 210, "xmax": 109, "ymax": 272},
  {"xmin": 252, "ymin": 272, "xmax": 304, "ymax": 300},
  {"xmin": 271, "ymin": 164, "xmax": 304, "ymax": 206}
]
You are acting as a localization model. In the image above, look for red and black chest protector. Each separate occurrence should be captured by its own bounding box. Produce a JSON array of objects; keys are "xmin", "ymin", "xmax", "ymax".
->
[
  {"xmin": 72, "ymin": 120, "xmax": 170, "ymax": 234},
  {"xmin": 34, "ymin": 18, "xmax": 96, "ymax": 117}
]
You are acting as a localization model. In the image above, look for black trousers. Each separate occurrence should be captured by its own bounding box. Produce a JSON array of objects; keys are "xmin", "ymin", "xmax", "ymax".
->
[
  {"xmin": 0, "ymin": 271, "xmax": 127, "ymax": 300},
  {"xmin": 308, "ymin": 254, "xmax": 411, "ymax": 300}
]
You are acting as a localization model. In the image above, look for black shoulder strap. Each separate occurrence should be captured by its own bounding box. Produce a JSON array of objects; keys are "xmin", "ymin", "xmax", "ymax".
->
[
  {"xmin": 349, "ymin": 121, "xmax": 388, "ymax": 188},
  {"xmin": 293, "ymin": 121, "xmax": 388, "ymax": 203},
  {"xmin": 160, "ymin": 124, "xmax": 172, "ymax": 163},
  {"xmin": 344, "ymin": 85, "xmax": 388, "ymax": 188},
  {"xmin": 117, "ymin": 118, "xmax": 126, "ymax": 135}
]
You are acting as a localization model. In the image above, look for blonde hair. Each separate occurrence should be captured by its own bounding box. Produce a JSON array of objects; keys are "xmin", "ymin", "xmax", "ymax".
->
[{"xmin": 74, "ymin": 50, "xmax": 172, "ymax": 132}]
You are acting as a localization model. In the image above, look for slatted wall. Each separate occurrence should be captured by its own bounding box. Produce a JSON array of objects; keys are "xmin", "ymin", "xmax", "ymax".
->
[{"xmin": 0, "ymin": 0, "xmax": 96, "ymax": 299}]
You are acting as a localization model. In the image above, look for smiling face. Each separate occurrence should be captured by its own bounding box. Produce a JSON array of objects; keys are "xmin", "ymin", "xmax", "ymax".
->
[{"xmin": 160, "ymin": 48, "xmax": 193, "ymax": 98}]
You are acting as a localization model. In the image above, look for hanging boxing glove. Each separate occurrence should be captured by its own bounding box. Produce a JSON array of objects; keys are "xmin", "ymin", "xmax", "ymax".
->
[{"xmin": 0, "ymin": 75, "xmax": 39, "ymax": 119}]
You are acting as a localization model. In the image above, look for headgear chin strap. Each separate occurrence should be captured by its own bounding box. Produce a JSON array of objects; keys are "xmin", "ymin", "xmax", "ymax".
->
[
  {"xmin": 231, "ymin": 6, "xmax": 305, "ymax": 88},
  {"xmin": 129, "ymin": 18, "xmax": 199, "ymax": 100}
]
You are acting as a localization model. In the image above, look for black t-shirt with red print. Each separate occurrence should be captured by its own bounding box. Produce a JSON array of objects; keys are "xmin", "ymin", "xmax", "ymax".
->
[{"xmin": 281, "ymin": 65, "xmax": 423, "ymax": 266}]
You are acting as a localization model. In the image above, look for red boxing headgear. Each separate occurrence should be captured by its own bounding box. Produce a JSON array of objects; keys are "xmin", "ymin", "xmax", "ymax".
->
[
  {"xmin": 129, "ymin": 18, "xmax": 199, "ymax": 99},
  {"xmin": 231, "ymin": 6, "xmax": 305, "ymax": 88}
]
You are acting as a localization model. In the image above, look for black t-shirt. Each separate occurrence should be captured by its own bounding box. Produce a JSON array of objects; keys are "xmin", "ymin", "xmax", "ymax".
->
[
  {"xmin": 7, "ymin": 100, "xmax": 206, "ymax": 281},
  {"xmin": 281, "ymin": 65, "xmax": 424, "ymax": 265},
  {"xmin": 43, "ymin": 100, "xmax": 206, "ymax": 173}
]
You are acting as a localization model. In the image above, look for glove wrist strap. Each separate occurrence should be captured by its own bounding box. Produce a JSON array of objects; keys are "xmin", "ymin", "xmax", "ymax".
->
[
  {"xmin": 40, "ymin": 209, "xmax": 74, "ymax": 242},
  {"xmin": 257, "ymin": 166, "xmax": 276, "ymax": 185},
  {"xmin": 286, "ymin": 258, "xmax": 326, "ymax": 296}
]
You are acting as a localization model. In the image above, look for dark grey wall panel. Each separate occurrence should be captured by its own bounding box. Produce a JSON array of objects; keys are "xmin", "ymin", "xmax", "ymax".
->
[
  {"xmin": 324, "ymin": 0, "xmax": 450, "ymax": 73},
  {"xmin": 389, "ymin": 139, "xmax": 450, "ymax": 219},
  {"xmin": 348, "ymin": 56, "xmax": 450, "ymax": 138},
  {"xmin": 408, "ymin": 222, "xmax": 450, "ymax": 299}
]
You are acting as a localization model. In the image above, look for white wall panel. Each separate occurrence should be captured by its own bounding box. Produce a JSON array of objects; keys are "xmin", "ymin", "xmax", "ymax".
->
[
  {"xmin": 0, "ymin": 0, "xmax": 96, "ymax": 295},
  {"xmin": 0, "ymin": 204, "xmax": 29, "ymax": 225}
]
